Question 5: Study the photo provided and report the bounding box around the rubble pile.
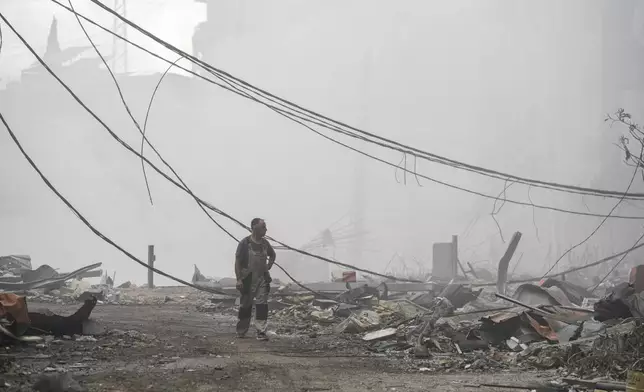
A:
[0,254,106,305]
[519,320,644,380]
[225,265,644,388]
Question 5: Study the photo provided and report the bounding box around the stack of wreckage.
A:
[0,255,104,302]
[193,259,644,390]
[0,255,106,343]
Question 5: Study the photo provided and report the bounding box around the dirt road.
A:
[2,300,552,391]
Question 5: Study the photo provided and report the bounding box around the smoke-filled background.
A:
[1,0,644,285]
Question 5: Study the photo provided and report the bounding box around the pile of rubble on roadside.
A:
[0,255,106,304]
[191,262,644,391]
[1,254,220,308]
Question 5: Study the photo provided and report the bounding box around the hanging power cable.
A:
[0,112,232,297]
[540,148,643,280]
[64,1,238,242]
[590,231,644,293]
[44,2,644,219]
[0,11,426,283]
[141,55,184,204]
[44,9,344,297]
[82,0,644,201]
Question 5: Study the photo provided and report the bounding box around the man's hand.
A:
[236,279,243,290]
[267,262,274,270]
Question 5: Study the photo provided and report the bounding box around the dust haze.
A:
[1,0,643,286]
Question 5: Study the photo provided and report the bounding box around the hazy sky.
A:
[2,0,644,285]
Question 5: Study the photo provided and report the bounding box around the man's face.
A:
[255,220,267,238]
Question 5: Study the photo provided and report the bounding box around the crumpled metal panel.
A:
[513,283,572,307]
[0,262,101,291]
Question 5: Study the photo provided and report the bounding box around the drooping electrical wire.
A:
[0,111,231,297]
[1,105,333,299]
[527,185,541,243]
[10,8,644,298]
[67,0,154,205]
[64,4,238,241]
[590,230,644,293]
[490,181,516,243]
[141,55,184,205]
[83,0,644,202]
[1,7,425,284]
[540,148,643,279]
[43,1,644,220]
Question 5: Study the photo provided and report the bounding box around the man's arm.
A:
[266,241,276,270]
[234,239,245,281]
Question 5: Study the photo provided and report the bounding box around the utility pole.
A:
[147,245,155,289]
[112,0,128,74]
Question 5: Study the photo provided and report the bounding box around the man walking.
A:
[235,218,276,340]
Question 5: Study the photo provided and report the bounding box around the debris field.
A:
[3,255,644,391]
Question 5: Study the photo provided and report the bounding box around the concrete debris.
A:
[334,310,380,333]
[248,264,644,385]
[363,328,397,342]
[3,257,642,388]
